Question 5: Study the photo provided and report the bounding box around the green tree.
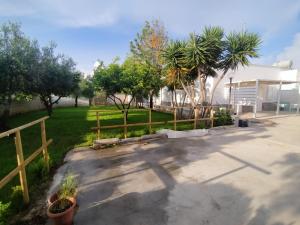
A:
[163,40,187,105]
[0,22,40,130]
[122,56,150,103]
[163,27,260,110]
[93,58,148,119]
[30,43,77,116]
[71,72,83,107]
[80,75,95,106]
[130,20,168,108]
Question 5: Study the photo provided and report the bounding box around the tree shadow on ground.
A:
[51,119,298,225]
[75,182,252,225]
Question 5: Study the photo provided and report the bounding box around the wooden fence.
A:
[0,116,52,204]
[92,106,217,139]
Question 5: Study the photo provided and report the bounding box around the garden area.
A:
[1,105,218,223]
[0,17,258,225]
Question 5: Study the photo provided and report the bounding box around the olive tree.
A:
[30,43,78,116]
[0,22,40,130]
[93,57,149,119]
[80,75,95,106]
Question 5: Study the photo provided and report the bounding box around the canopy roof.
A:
[225,79,300,88]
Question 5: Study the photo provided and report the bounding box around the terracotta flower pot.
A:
[47,197,76,225]
[48,192,78,207]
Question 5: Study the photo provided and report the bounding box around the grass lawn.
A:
[0,105,197,210]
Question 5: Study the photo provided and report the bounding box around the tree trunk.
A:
[171,90,174,107]
[40,95,53,116]
[0,109,10,132]
[46,105,53,116]
[74,96,78,107]
[0,96,12,131]
[88,98,92,106]
[174,89,178,107]
[180,80,196,108]
[179,92,187,119]
[210,70,228,105]
[149,94,154,109]
[200,77,207,105]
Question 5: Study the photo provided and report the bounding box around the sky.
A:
[1,0,300,74]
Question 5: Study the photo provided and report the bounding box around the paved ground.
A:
[50,116,300,225]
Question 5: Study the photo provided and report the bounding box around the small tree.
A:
[71,72,83,107]
[93,58,148,119]
[130,20,168,108]
[31,43,77,116]
[0,22,40,130]
[80,75,95,106]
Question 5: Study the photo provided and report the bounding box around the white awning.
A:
[225,79,300,88]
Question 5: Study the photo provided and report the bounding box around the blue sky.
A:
[1,0,300,74]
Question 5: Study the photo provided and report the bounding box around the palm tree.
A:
[162,40,195,118]
[162,40,188,92]
[185,26,224,106]
[210,31,261,104]
[162,41,186,110]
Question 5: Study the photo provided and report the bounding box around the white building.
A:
[155,61,300,117]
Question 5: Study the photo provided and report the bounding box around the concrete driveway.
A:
[53,116,300,225]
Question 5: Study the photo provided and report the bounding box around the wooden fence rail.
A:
[0,116,52,204]
[92,107,215,139]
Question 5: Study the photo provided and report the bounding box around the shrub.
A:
[214,109,233,126]
[10,186,25,212]
[28,157,51,182]
[0,201,11,225]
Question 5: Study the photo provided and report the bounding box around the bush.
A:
[0,201,11,225]
[0,185,26,225]
[214,109,233,126]
[10,186,25,212]
[28,157,51,182]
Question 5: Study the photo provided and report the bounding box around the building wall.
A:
[155,64,300,112]
[207,64,286,104]
[0,96,89,116]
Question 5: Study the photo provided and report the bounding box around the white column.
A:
[276,81,282,115]
[297,82,300,114]
[236,82,241,115]
[160,88,162,105]
[254,79,259,118]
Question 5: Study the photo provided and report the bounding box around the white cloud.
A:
[2,0,300,71]
[277,33,300,69]
[1,0,300,37]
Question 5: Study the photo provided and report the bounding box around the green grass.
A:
[0,105,200,207]
[0,105,232,224]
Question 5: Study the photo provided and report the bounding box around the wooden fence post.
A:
[210,109,214,128]
[40,120,49,172]
[174,108,177,131]
[96,112,100,139]
[15,130,29,204]
[149,109,152,134]
[194,107,198,129]
[124,110,127,138]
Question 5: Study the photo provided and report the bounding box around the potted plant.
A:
[48,173,77,205]
[47,173,77,225]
